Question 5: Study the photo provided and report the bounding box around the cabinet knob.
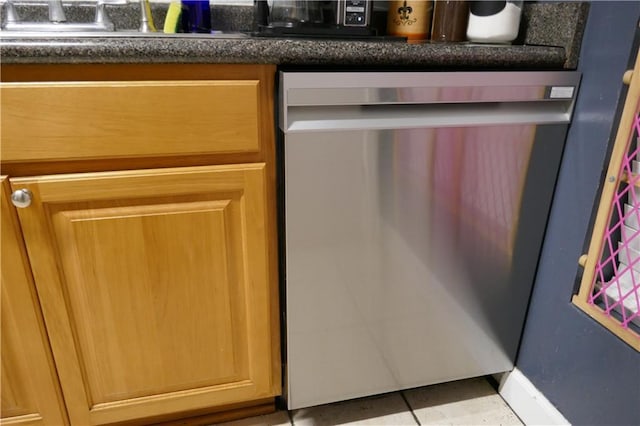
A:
[11,189,33,208]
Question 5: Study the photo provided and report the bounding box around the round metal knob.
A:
[11,189,33,208]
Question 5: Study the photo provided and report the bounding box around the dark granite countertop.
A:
[0,35,567,69]
[0,2,588,70]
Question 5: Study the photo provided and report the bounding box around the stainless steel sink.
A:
[1,0,250,40]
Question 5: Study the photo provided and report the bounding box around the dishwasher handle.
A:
[283,101,575,133]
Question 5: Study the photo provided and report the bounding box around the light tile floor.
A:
[218,377,522,425]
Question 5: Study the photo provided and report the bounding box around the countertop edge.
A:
[0,37,568,69]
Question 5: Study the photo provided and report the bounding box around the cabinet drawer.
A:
[1,80,262,163]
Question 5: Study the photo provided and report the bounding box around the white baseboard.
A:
[496,368,571,426]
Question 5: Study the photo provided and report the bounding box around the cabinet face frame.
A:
[1,177,69,426]
[9,164,278,425]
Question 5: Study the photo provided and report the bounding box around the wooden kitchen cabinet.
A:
[0,64,280,425]
[9,165,275,425]
[1,177,68,425]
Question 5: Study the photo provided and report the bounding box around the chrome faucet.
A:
[0,0,133,32]
[138,0,156,33]
[48,0,67,23]
[2,0,20,25]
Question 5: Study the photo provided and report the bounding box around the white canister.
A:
[466,0,522,44]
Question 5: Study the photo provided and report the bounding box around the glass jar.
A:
[431,0,469,42]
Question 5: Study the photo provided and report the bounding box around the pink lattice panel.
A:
[590,110,640,331]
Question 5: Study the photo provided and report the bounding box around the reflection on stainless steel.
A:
[283,71,579,107]
[286,85,550,106]
[280,71,580,410]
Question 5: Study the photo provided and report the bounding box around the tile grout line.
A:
[400,391,422,426]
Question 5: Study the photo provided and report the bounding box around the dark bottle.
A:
[431,0,469,42]
[181,0,212,33]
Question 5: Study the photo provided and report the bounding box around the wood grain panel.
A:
[0,177,68,425]
[1,81,261,163]
[10,164,277,425]
[53,198,246,403]
[0,64,276,83]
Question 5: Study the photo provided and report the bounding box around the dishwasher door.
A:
[279,71,580,410]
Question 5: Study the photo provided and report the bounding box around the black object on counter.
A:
[253,0,379,39]
[254,22,378,38]
[254,0,270,31]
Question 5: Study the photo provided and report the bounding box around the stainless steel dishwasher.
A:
[279,71,580,409]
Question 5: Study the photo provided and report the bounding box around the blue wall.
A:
[517,2,640,425]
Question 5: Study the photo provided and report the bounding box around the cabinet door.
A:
[10,165,278,425]
[1,177,68,425]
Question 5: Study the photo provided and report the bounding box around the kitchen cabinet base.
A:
[1,63,280,426]
[115,398,276,426]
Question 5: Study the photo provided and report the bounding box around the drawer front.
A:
[1,80,262,162]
